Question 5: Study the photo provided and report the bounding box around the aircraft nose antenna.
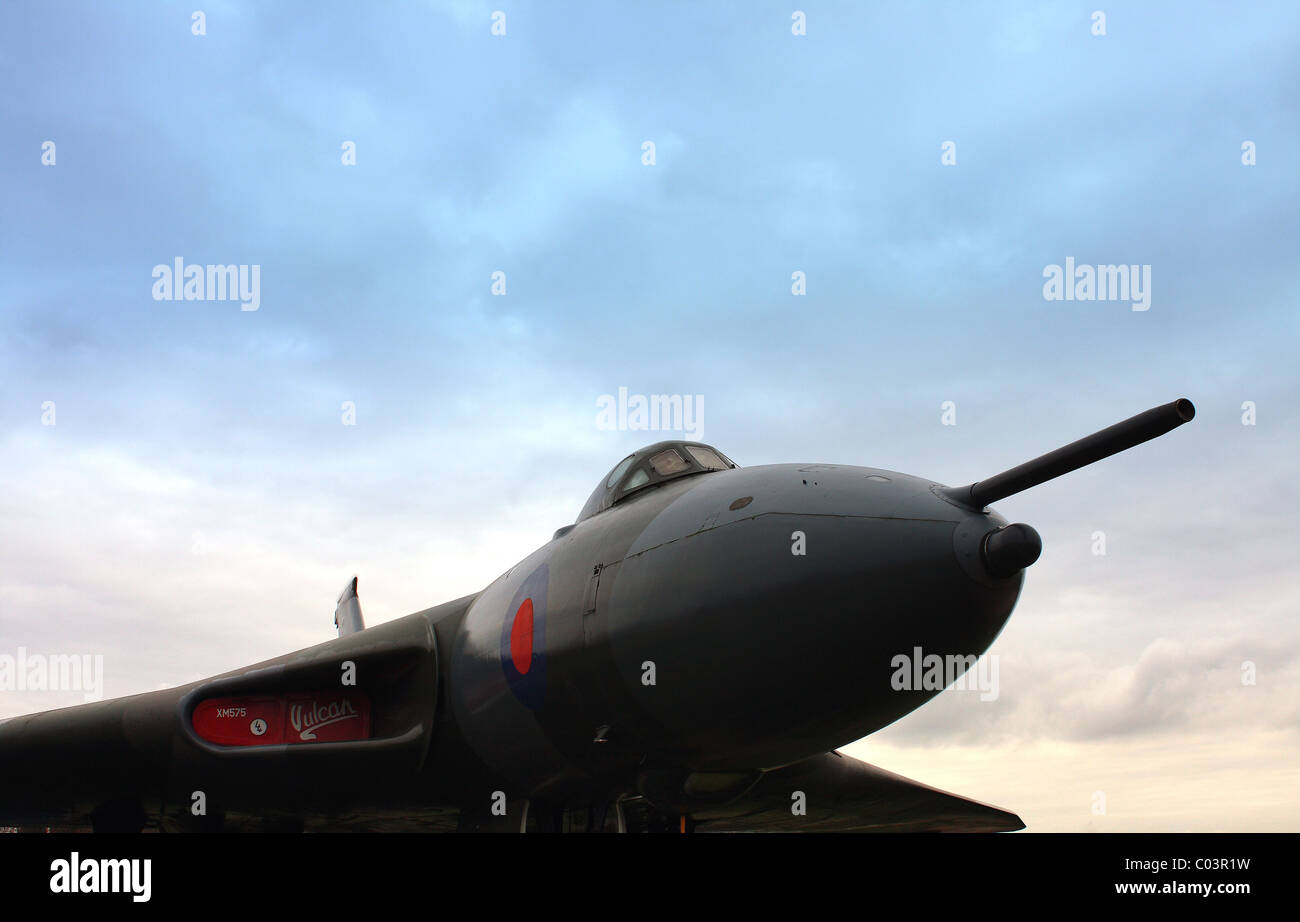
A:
[981,523,1042,578]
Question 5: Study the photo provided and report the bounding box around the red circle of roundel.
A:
[510,598,534,674]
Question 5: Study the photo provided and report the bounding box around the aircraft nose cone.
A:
[981,523,1042,578]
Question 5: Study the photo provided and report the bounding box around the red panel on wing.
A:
[191,696,283,745]
[284,691,371,743]
[192,690,371,746]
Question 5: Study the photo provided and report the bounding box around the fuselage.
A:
[436,459,1022,802]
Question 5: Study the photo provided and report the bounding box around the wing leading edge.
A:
[691,751,1024,833]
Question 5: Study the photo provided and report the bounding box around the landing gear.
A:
[456,795,699,832]
[618,797,696,833]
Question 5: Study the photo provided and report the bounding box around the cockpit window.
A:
[648,448,690,476]
[576,440,741,524]
[685,445,729,471]
[622,468,650,491]
[606,455,635,489]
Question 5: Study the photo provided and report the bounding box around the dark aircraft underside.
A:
[5,750,1021,833]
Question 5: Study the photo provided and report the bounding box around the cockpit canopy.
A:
[577,441,738,522]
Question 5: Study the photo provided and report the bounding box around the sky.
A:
[1,1,1297,831]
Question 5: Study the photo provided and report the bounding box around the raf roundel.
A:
[499,563,548,709]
